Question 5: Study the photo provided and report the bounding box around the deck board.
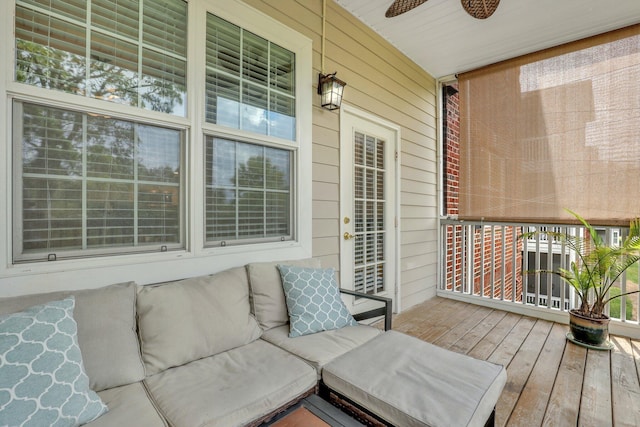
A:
[389,297,640,427]
[448,309,508,354]
[579,348,612,427]
[495,320,553,427]
[542,341,586,426]
[508,323,566,427]
[610,336,640,427]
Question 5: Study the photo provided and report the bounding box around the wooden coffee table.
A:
[266,394,364,427]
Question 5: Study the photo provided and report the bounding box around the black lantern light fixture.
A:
[318,0,346,110]
[317,72,346,110]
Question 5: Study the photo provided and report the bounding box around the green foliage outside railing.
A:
[608,287,634,320]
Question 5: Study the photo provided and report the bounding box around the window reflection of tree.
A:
[208,153,290,241]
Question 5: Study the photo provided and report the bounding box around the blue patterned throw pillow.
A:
[0,297,108,427]
[277,265,358,337]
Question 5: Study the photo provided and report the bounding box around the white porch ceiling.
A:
[333,0,640,79]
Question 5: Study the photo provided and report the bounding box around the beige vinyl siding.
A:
[243,0,438,310]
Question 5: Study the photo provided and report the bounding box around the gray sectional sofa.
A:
[0,259,385,427]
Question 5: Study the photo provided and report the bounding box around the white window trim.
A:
[0,0,312,295]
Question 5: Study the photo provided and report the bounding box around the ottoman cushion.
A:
[322,331,506,427]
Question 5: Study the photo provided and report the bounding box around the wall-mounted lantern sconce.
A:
[318,0,346,111]
[318,72,346,110]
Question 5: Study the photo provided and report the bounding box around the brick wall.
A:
[443,84,522,301]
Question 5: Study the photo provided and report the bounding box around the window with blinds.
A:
[15,0,187,116]
[203,12,296,246]
[8,0,306,264]
[14,101,183,262]
[204,137,291,244]
[205,13,296,140]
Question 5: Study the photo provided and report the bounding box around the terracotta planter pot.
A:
[569,309,610,346]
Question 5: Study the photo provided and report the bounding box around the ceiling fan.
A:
[385,0,500,19]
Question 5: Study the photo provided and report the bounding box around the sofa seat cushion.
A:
[144,340,317,427]
[322,331,507,427]
[0,282,144,392]
[246,258,321,330]
[87,382,166,427]
[262,324,381,377]
[137,267,262,375]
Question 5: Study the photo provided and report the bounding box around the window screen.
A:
[15,101,183,262]
[205,136,291,244]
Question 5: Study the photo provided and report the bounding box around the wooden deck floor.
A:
[391,297,640,427]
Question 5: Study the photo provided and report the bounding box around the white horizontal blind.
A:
[205,13,296,140]
[204,137,291,244]
[16,101,183,262]
[15,0,187,116]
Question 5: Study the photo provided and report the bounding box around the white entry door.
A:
[340,106,399,312]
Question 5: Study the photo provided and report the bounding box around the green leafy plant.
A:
[521,209,640,319]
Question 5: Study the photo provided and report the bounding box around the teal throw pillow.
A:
[277,265,358,338]
[0,297,108,427]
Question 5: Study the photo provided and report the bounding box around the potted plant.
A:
[521,209,640,348]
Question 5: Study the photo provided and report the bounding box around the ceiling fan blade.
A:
[461,0,500,19]
[385,0,428,18]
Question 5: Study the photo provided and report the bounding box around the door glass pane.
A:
[353,132,387,295]
[354,132,364,165]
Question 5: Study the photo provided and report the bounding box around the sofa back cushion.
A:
[246,258,321,330]
[0,282,145,392]
[137,267,262,375]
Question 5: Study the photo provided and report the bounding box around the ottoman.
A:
[321,331,506,427]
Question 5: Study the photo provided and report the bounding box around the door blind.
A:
[353,132,386,295]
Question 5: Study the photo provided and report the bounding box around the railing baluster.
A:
[559,226,567,312]
[512,226,518,303]
[438,219,639,334]
[535,228,541,307]
[468,224,473,295]
[480,225,486,297]
[490,225,504,299]
[546,228,553,309]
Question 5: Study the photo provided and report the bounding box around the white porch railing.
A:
[438,218,640,339]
